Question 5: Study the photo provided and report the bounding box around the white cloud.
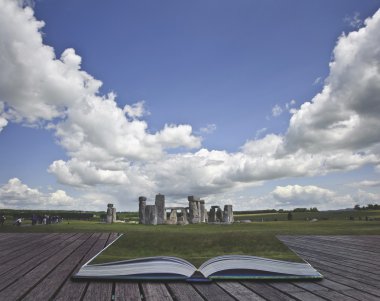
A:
[123,100,148,119]
[199,123,217,134]
[0,0,201,164]
[271,185,355,210]
[0,178,74,209]
[344,12,363,29]
[254,127,267,139]
[272,104,283,117]
[0,101,8,132]
[348,180,380,188]
[355,189,380,205]
[284,10,380,154]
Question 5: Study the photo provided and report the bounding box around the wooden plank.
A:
[242,282,297,301]
[114,282,142,301]
[337,289,380,301]
[0,233,90,300]
[316,268,380,297]
[290,247,379,274]
[0,233,44,254]
[54,233,113,301]
[280,236,380,266]
[82,233,118,300]
[0,233,78,291]
[193,283,235,301]
[281,240,380,271]
[306,258,380,288]
[141,283,173,301]
[0,233,59,266]
[82,282,113,301]
[166,282,204,301]
[299,279,380,301]
[312,290,358,301]
[268,282,325,301]
[23,233,101,301]
[217,281,265,301]
[293,250,380,281]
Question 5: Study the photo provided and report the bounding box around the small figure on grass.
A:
[14,218,22,226]
[0,215,5,226]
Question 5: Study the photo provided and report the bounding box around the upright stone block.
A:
[155,194,165,225]
[223,205,234,223]
[216,207,223,222]
[168,210,177,224]
[188,196,201,224]
[200,200,206,223]
[106,203,113,224]
[178,208,189,225]
[145,205,157,225]
[112,208,117,222]
[208,206,217,222]
[138,196,147,224]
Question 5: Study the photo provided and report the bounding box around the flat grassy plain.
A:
[1,211,379,267]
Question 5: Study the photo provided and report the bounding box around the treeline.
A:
[235,207,319,215]
[0,209,102,220]
[354,204,379,210]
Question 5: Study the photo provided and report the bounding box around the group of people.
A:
[31,214,63,225]
[0,213,63,226]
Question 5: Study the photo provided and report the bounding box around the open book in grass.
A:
[73,232,323,281]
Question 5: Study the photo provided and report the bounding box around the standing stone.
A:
[112,207,117,222]
[138,196,147,224]
[216,207,223,222]
[106,204,113,224]
[145,205,157,225]
[223,205,234,223]
[208,206,217,222]
[155,194,165,225]
[200,200,206,223]
[188,196,201,224]
[168,210,177,224]
[178,208,189,225]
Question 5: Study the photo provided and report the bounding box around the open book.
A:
[73,235,323,281]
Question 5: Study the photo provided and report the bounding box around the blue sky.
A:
[0,0,379,211]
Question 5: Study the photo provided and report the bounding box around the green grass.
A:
[1,211,379,267]
[234,209,380,221]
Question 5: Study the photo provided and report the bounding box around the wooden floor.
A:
[0,234,379,301]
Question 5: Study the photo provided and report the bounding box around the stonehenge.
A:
[138,194,233,225]
[106,203,117,224]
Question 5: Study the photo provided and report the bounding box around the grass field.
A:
[1,211,379,267]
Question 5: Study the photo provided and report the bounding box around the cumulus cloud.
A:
[0,101,8,132]
[284,10,380,154]
[123,100,149,119]
[271,185,355,210]
[0,0,201,163]
[348,180,380,188]
[0,178,74,209]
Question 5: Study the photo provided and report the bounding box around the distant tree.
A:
[354,204,361,210]
[287,212,293,221]
[293,208,307,212]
